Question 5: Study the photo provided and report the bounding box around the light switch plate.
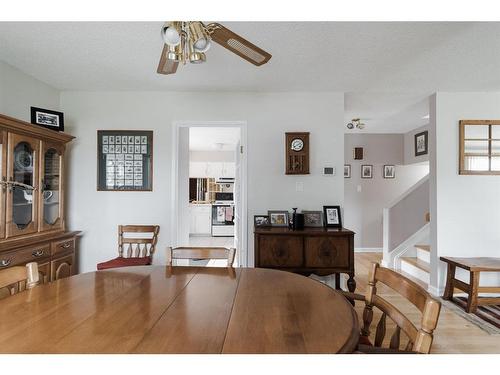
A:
[296,181,304,192]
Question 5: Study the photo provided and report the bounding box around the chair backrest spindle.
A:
[0,262,40,299]
[117,225,160,259]
[359,262,441,354]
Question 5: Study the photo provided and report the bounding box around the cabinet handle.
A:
[0,259,12,267]
[32,250,44,258]
[61,243,71,249]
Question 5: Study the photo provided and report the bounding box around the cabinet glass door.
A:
[6,134,39,237]
[0,131,6,239]
[40,145,63,231]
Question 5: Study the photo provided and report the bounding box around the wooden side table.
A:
[440,257,500,313]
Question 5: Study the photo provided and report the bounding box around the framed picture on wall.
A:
[323,206,342,228]
[361,164,373,179]
[30,107,64,132]
[415,131,428,156]
[383,165,396,179]
[344,164,351,178]
[97,130,153,191]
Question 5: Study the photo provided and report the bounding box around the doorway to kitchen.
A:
[171,121,247,267]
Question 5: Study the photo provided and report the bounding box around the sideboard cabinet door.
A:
[6,133,40,238]
[304,236,350,268]
[0,131,6,239]
[258,235,303,268]
[51,253,74,281]
[39,142,65,232]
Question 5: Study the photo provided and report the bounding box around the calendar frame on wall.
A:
[97,130,153,191]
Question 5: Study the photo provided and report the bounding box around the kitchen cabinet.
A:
[189,204,212,235]
[189,162,235,178]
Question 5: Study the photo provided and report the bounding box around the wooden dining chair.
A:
[343,262,441,354]
[166,246,236,268]
[0,262,40,299]
[97,225,160,270]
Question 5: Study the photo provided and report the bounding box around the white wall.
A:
[60,91,344,272]
[344,133,429,249]
[404,124,430,165]
[0,61,60,121]
[431,92,500,292]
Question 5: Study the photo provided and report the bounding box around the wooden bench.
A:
[440,257,500,313]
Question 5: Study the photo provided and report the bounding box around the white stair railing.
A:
[382,175,429,268]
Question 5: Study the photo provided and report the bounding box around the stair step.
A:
[400,257,430,273]
[415,244,430,252]
[398,270,429,289]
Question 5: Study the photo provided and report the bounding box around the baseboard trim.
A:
[355,247,382,253]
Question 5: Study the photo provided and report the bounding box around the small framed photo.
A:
[361,164,373,179]
[254,215,270,227]
[383,165,395,179]
[302,211,324,227]
[415,131,428,156]
[30,107,64,132]
[268,210,289,227]
[344,164,351,178]
[323,206,342,228]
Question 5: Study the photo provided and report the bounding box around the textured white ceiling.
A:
[344,92,430,133]
[1,21,500,92]
[189,127,240,151]
[1,21,500,133]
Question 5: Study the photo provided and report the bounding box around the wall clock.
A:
[285,132,310,175]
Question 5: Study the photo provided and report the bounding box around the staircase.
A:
[400,244,430,286]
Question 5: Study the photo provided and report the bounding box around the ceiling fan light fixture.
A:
[161,21,182,46]
[189,51,206,64]
[189,21,211,53]
[167,43,183,61]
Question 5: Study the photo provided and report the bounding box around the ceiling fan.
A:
[157,21,272,75]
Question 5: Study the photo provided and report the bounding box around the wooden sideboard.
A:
[254,227,356,292]
[0,113,79,283]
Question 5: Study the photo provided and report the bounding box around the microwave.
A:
[215,192,233,202]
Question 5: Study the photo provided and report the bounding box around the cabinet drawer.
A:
[51,238,75,256]
[258,235,303,268]
[0,243,51,269]
[304,236,350,268]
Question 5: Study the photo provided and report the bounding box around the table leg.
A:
[443,263,456,300]
[335,273,341,290]
[466,271,480,313]
[347,274,356,293]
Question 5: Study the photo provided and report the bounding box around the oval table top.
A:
[0,266,359,354]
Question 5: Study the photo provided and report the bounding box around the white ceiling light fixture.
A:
[347,118,365,130]
[157,21,272,75]
[213,142,225,150]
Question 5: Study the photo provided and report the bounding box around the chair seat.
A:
[97,256,151,270]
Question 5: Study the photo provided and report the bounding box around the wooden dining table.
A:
[0,266,359,354]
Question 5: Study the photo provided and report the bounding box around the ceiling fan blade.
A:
[157,44,179,75]
[207,23,271,66]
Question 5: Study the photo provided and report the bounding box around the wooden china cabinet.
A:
[0,113,80,283]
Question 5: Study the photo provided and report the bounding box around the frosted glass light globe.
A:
[162,26,181,46]
[194,38,211,53]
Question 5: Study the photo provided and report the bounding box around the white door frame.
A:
[170,121,249,267]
